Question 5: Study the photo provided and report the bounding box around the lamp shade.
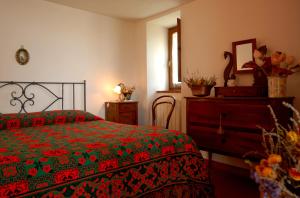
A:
[113,85,121,94]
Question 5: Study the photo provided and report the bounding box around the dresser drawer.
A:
[220,103,273,131]
[215,86,267,97]
[188,125,263,157]
[119,103,136,112]
[188,100,273,131]
[186,97,294,159]
[119,112,136,125]
[188,100,219,124]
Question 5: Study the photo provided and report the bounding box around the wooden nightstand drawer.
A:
[105,101,138,125]
[119,112,136,125]
[119,103,136,112]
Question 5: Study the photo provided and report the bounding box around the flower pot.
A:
[190,85,213,97]
[123,92,132,100]
[267,76,287,97]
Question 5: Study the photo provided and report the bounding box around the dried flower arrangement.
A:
[184,72,216,88]
[120,83,135,100]
[184,72,217,97]
[245,102,300,198]
[243,45,300,77]
[114,83,135,101]
[118,83,135,95]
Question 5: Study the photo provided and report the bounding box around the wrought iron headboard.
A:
[0,81,86,113]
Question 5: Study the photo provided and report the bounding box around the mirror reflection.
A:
[236,43,253,71]
[233,39,256,73]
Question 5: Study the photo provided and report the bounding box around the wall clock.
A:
[16,46,30,65]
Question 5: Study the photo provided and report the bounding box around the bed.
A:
[0,81,212,197]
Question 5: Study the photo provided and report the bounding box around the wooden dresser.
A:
[105,101,138,125]
[186,97,294,158]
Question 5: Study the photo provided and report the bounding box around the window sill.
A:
[156,89,181,94]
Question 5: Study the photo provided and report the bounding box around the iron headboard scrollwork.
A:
[0,81,86,113]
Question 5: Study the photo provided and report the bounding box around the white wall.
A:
[146,24,168,95]
[1,0,299,165]
[179,0,300,166]
[132,21,148,125]
[135,0,300,166]
[146,23,169,124]
[0,0,140,117]
[180,0,300,132]
[144,12,182,126]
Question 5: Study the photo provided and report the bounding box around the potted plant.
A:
[184,72,216,97]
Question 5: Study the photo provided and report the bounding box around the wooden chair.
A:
[152,95,176,129]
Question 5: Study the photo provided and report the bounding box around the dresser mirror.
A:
[232,38,256,73]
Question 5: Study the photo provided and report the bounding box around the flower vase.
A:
[123,93,132,100]
[267,76,287,97]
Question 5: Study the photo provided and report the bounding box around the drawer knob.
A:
[217,113,224,135]
[217,113,227,143]
[217,126,224,135]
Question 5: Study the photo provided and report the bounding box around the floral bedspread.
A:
[0,111,209,197]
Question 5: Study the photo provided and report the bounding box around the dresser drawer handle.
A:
[218,113,228,143]
[217,113,224,135]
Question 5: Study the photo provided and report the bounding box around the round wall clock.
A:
[16,46,30,65]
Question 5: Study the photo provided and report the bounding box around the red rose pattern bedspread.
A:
[0,111,211,197]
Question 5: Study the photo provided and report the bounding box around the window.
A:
[168,19,181,90]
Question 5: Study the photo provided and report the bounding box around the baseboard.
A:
[211,160,251,178]
[200,150,249,169]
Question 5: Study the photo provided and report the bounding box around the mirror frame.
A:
[232,38,256,74]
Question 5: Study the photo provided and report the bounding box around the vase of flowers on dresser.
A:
[184,72,216,97]
[267,76,287,97]
[243,45,299,98]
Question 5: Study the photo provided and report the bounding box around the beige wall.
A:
[146,23,169,124]
[0,0,141,117]
[132,21,148,124]
[179,0,300,166]
[136,0,300,129]
[1,0,299,164]
[180,0,300,131]
[135,0,300,166]
[146,24,168,97]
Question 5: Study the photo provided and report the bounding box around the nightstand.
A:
[105,101,138,125]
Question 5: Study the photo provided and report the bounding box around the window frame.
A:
[167,19,181,91]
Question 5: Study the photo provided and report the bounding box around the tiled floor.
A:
[211,162,260,198]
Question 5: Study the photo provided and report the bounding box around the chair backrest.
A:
[152,95,176,129]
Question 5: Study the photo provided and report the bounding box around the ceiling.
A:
[149,11,180,28]
[45,0,193,20]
